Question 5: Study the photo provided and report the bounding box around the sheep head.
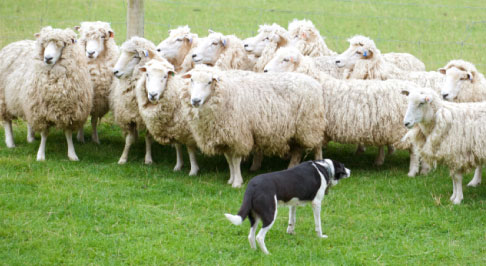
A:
[35,26,77,66]
[139,57,175,103]
[263,46,302,73]
[191,30,228,66]
[113,37,156,79]
[439,60,479,101]
[335,35,379,69]
[181,65,220,108]
[403,88,439,129]
[156,25,196,66]
[75,21,114,60]
[244,23,290,57]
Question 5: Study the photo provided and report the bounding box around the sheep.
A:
[288,19,336,57]
[337,35,425,72]
[74,21,119,144]
[263,46,347,79]
[191,30,252,70]
[438,60,486,187]
[0,26,92,161]
[156,25,198,73]
[265,57,427,174]
[180,65,325,188]
[111,36,156,164]
[135,53,199,175]
[402,87,486,204]
[243,23,290,72]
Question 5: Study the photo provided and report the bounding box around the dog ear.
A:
[74,26,81,31]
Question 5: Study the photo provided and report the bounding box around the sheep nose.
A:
[157,48,161,52]
[113,70,119,75]
[192,54,197,58]
[404,122,410,127]
[263,69,268,73]
[87,51,95,56]
[44,56,53,63]
[442,94,449,99]
[192,98,201,106]
[149,92,157,100]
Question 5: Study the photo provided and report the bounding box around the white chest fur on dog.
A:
[224,159,350,255]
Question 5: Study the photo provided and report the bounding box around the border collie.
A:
[224,159,350,255]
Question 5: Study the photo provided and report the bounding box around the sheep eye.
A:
[157,48,161,52]
[101,36,106,39]
[355,51,361,55]
[294,35,298,38]
[212,42,218,46]
[418,102,424,107]
[134,55,141,59]
[264,37,269,41]
[164,75,167,79]
[283,58,289,62]
[176,38,182,42]
[207,81,212,85]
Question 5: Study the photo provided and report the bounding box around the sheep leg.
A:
[288,148,302,169]
[355,144,366,155]
[76,127,85,143]
[420,160,432,175]
[187,145,199,176]
[374,146,385,166]
[467,167,482,187]
[173,143,184,171]
[387,145,395,155]
[3,120,15,148]
[314,145,323,160]
[27,124,35,143]
[408,148,419,177]
[65,130,79,161]
[118,129,136,164]
[91,116,100,144]
[249,151,263,172]
[231,155,243,188]
[224,153,235,185]
[144,133,153,164]
[451,173,464,205]
[36,131,48,161]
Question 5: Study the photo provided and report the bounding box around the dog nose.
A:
[192,54,197,58]
[442,94,448,99]
[263,69,268,73]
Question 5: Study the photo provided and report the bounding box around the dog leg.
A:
[287,206,296,235]
[312,201,327,238]
[256,196,278,255]
[249,151,263,172]
[248,217,259,250]
[187,145,199,176]
[173,143,184,171]
[467,166,482,187]
[224,153,235,185]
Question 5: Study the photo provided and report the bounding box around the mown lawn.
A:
[1,0,486,264]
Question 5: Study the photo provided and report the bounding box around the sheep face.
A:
[76,22,114,60]
[157,31,193,64]
[113,50,143,78]
[263,48,300,73]
[403,90,435,128]
[335,39,374,69]
[191,32,227,65]
[439,66,473,101]
[245,25,287,57]
[139,60,174,103]
[182,71,218,108]
[42,41,65,65]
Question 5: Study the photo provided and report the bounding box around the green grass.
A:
[1,0,486,264]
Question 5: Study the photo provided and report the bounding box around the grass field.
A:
[1,0,486,264]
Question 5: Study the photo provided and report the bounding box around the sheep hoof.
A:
[452,198,463,205]
[118,158,127,164]
[374,160,384,166]
[36,155,45,161]
[407,171,417,177]
[27,136,35,143]
[318,234,328,239]
[286,227,295,235]
[6,143,16,148]
[189,168,199,176]
[173,164,183,171]
[232,183,242,188]
[68,155,79,161]
[144,158,153,165]
[92,138,100,145]
[467,181,481,187]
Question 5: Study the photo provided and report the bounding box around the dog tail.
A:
[225,190,253,226]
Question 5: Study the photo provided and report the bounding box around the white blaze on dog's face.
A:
[42,40,64,65]
[191,31,227,65]
[113,49,144,78]
[263,47,300,73]
[183,71,218,108]
[439,66,473,101]
[139,60,174,103]
[335,38,374,69]
[157,28,193,63]
[402,89,435,129]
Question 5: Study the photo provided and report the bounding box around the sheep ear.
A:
[221,37,227,47]
[401,89,410,96]
[467,72,473,81]
[181,73,192,79]
[208,29,214,34]
[168,29,172,34]
[147,50,156,59]
[424,96,433,103]
[301,32,307,40]
[74,26,81,31]
[139,67,147,72]
[109,31,115,38]
[212,75,220,82]
[34,33,40,38]
[168,70,175,77]
[184,34,193,44]
[438,68,446,75]
[72,39,76,44]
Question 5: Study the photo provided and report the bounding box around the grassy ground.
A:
[1,0,486,264]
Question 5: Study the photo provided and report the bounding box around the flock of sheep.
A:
[0,19,484,205]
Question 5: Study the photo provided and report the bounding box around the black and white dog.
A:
[225,159,350,255]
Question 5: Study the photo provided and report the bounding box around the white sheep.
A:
[265,56,426,173]
[0,26,92,161]
[111,36,155,164]
[135,53,199,175]
[156,25,198,73]
[180,65,325,188]
[288,19,336,57]
[336,35,425,73]
[403,87,486,204]
[75,21,119,144]
[243,23,290,72]
[438,59,486,187]
[191,30,252,70]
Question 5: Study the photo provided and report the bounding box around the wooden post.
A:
[127,0,144,39]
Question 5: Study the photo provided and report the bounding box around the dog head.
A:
[315,159,351,186]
